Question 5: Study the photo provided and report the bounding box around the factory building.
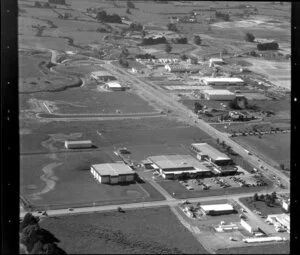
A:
[200,204,235,216]
[90,71,117,82]
[65,140,93,149]
[147,154,212,179]
[165,64,201,73]
[209,58,224,68]
[203,89,236,101]
[201,77,244,86]
[240,219,259,234]
[90,163,135,184]
[104,81,126,91]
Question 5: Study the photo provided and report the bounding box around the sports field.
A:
[39,206,209,254]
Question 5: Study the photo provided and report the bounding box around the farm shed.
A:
[90,163,135,184]
[65,140,93,149]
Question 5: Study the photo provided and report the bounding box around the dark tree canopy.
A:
[194,35,201,45]
[48,0,65,4]
[96,11,122,23]
[257,41,279,51]
[127,0,135,9]
[167,23,178,32]
[141,36,167,45]
[20,213,40,231]
[245,32,255,42]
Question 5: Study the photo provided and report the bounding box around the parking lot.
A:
[178,173,267,191]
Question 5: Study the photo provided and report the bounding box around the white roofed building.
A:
[90,163,135,184]
[203,89,236,101]
[209,58,224,68]
[200,204,235,215]
[202,77,244,86]
[105,81,126,91]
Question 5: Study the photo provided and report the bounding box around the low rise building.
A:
[65,140,93,149]
[90,163,135,184]
[240,219,259,233]
[200,204,235,216]
[209,58,224,68]
[147,154,212,179]
[105,81,126,91]
[243,236,286,243]
[203,89,236,101]
[282,199,290,212]
[201,77,244,86]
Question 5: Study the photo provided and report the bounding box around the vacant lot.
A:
[233,133,290,169]
[217,242,290,254]
[40,206,209,254]
[239,197,285,216]
[20,151,164,209]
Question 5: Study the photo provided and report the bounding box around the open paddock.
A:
[39,206,208,254]
[20,151,164,210]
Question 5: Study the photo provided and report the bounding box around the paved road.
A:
[105,62,290,189]
[20,189,286,219]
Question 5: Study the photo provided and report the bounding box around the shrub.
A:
[96,10,122,23]
[245,32,255,42]
[167,23,178,32]
[194,35,201,45]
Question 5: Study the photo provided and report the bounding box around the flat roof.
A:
[65,140,92,144]
[200,204,234,212]
[91,71,115,77]
[106,81,122,88]
[203,89,235,95]
[210,58,224,62]
[148,155,211,172]
[92,163,134,176]
[191,143,231,161]
[203,77,244,83]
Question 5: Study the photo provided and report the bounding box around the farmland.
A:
[39,206,209,254]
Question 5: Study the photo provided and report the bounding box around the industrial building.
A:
[240,219,259,234]
[165,64,201,73]
[147,154,212,179]
[200,204,235,216]
[90,163,135,184]
[65,140,93,149]
[201,77,244,86]
[203,89,236,101]
[209,58,224,68]
[243,236,286,243]
[104,81,126,91]
[90,71,117,82]
[266,214,290,233]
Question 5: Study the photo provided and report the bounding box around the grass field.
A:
[20,150,165,209]
[239,197,285,216]
[233,133,290,169]
[217,242,290,254]
[39,206,209,254]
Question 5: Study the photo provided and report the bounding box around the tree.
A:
[180,54,188,60]
[126,8,131,14]
[216,138,220,144]
[259,194,265,201]
[127,0,135,9]
[271,192,277,201]
[245,32,255,42]
[253,193,259,201]
[165,43,172,53]
[280,163,285,170]
[194,35,202,45]
[167,23,178,32]
[20,213,40,231]
[34,1,42,7]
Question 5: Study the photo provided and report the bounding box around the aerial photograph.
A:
[19,0,290,254]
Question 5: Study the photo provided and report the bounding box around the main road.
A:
[105,62,290,189]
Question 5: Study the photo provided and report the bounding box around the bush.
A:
[96,10,122,23]
[129,22,143,31]
[141,36,167,45]
[245,32,255,42]
[167,23,178,32]
[194,35,201,45]
[257,42,279,51]
[180,54,188,60]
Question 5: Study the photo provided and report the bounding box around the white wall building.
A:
[105,81,125,91]
[240,219,259,233]
[209,58,224,68]
[200,204,235,215]
[202,77,244,86]
[203,89,236,101]
[65,140,93,149]
[90,163,135,184]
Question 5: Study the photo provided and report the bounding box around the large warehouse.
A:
[147,154,212,179]
[201,77,244,86]
[90,71,117,82]
[203,89,236,101]
[200,204,235,216]
[90,163,135,184]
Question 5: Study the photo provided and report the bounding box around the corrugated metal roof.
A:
[92,163,134,176]
[191,143,231,161]
[200,204,234,211]
[148,155,211,172]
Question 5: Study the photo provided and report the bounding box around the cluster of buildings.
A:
[145,143,238,180]
[90,71,129,91]
[266,214,290,233]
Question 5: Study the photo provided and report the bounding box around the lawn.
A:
[239,197,286,216]
[40,206,209,254]
[20,151,164,210]
[217,242,290,254]
[233,133,290,169]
